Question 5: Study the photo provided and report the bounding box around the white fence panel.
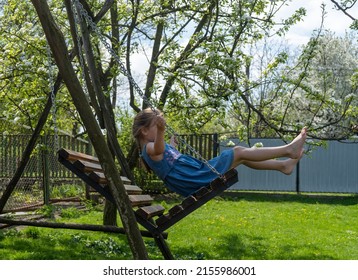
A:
[220,139,358,194]
[299,141,358,193]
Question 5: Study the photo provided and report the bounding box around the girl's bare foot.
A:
[281,149,304,175]
[287,127,307,159]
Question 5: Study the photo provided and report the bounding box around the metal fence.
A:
[0,133,219,211]
[221,138,358,194]
[177,133,219,159]
[0,134,91,212]
[1,134,357,213]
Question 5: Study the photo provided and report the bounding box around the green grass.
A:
[170,194,358,259]
[0,193,357,260]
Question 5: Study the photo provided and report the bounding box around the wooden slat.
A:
[74,159,103,173]
[210,168,238,190]
[89,171,131,185]
[88,172,142,195]
[58,148,99,163]
[181,196,197,209]
[87,184,142,195]
[122,177,131,184]
[88,171,107,184]
[193,187,210,199]
[156,213,171,226]
[136,205,165,220]
[128,195,153,207]
[168,205,183,216]
[124,184,142,195]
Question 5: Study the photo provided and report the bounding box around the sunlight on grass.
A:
[167,195,358,260]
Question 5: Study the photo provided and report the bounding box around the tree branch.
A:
[331,0,357,20]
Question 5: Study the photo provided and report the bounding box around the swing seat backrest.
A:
[57,148,165,217]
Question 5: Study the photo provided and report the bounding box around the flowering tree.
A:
[227,3,358,140]
[0,0,356,140]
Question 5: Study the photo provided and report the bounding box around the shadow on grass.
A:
[1,229,339,260]
[214,233,335,260]
[172,233,336,260]
[0,229,132,260]
[223,192,358,206]
[0,228,171,260]
[1,237,85,260]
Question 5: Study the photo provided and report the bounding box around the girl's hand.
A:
[170,135,179,147]
[156,115,166,132]
[147,115,166,159]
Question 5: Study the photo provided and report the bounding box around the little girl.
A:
[132,108,307,197]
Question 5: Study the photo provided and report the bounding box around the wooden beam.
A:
[0,218,167,239]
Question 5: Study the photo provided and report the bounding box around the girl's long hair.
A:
[132,108,162,172]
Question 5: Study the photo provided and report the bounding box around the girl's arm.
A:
[146,115,166,160]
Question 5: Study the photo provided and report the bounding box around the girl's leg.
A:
[240,157,301,175]
[230,127,307,168]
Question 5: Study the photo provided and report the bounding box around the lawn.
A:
[0,193,357,260]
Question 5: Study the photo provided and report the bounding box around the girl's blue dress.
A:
[141,143,234,197]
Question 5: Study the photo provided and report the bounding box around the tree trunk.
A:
[30,0,148,260]
[103,200,117,226]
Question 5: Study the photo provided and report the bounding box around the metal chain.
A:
[71,0,222,177]
[71,1,91,101]
[46,43,59,152]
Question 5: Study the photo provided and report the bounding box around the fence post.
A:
[213,133,218,157]
[42,135,50,205]
[85,138,93,200]
[295,161,300,194]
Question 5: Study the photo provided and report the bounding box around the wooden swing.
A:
[58,148,238,259]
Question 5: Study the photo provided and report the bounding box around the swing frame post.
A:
[41,136,51,205]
